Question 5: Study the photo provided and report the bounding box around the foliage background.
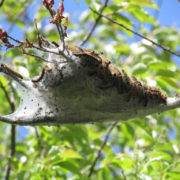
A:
[1,0,180,179]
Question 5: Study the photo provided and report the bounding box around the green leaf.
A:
[102,166,111,180]
[112,0,122,3]
[111,14,133,37]
[60,149,82,159]
[130,0,158,9]
[154,143,174,153]
[84,0,92,6]
[150,151,173,163]
[132,63,147,75]
[159,77,179,90]
[165,171,180,180]
[104,4,122,14]
[112,155,135,171]
[128,4,155,24]
[121,123,135,139]
[156,69,178,78]
[55,161,81,175]
[148,61,167,70]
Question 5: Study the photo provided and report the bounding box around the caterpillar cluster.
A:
[68,46,167,107]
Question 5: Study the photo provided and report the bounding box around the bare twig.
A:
[7,35,24,45]
[4,125,16,180]
[3,33,73,65]
[24,45,73,63]
[90,8,180,58]
[27,44,59,55]
[0,0,5,7]
[121,170,127,180]
[22,51,52,63]
[80,0,109,46]
[34,127,43,148]
[0,81,14,111]
[2,81,16,180]
[88,121,117,177]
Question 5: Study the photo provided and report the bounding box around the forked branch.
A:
[80,0,109,46]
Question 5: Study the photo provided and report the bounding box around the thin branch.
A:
[0,115,59,125]
[88,121,117,177]
[3,81,16,180]
[121,170,127,180]
[26,44,59,55]
[4,125,16,180]
[22,51,52,63]
[0,0,5,7]
[34,127,43,148]
[44,0,65,49]
[5,33,72,63]
[7,35,24,45]
[3,33,74,66]
[24,46,74,64]
[1,94,180,126]
[90,8,180,58]
[80,0,109,46]
[0,81,14,111]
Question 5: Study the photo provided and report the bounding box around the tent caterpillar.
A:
[0,64,23,79]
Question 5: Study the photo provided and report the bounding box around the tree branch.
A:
[80,0,109,46]
[0,0,5,7]
[90,8,180,58]
[2,81,16,180]
[0,80,14,111]
[88,121,117,177]
[22,51,52,63]
[4,125,16,180]
[43,0,65,49]
[34,127,43,148]
[0,46,180,126]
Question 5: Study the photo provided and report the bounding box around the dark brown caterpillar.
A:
[32,65,52,83]
[68,46,167,106]
[0,64,23,79]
